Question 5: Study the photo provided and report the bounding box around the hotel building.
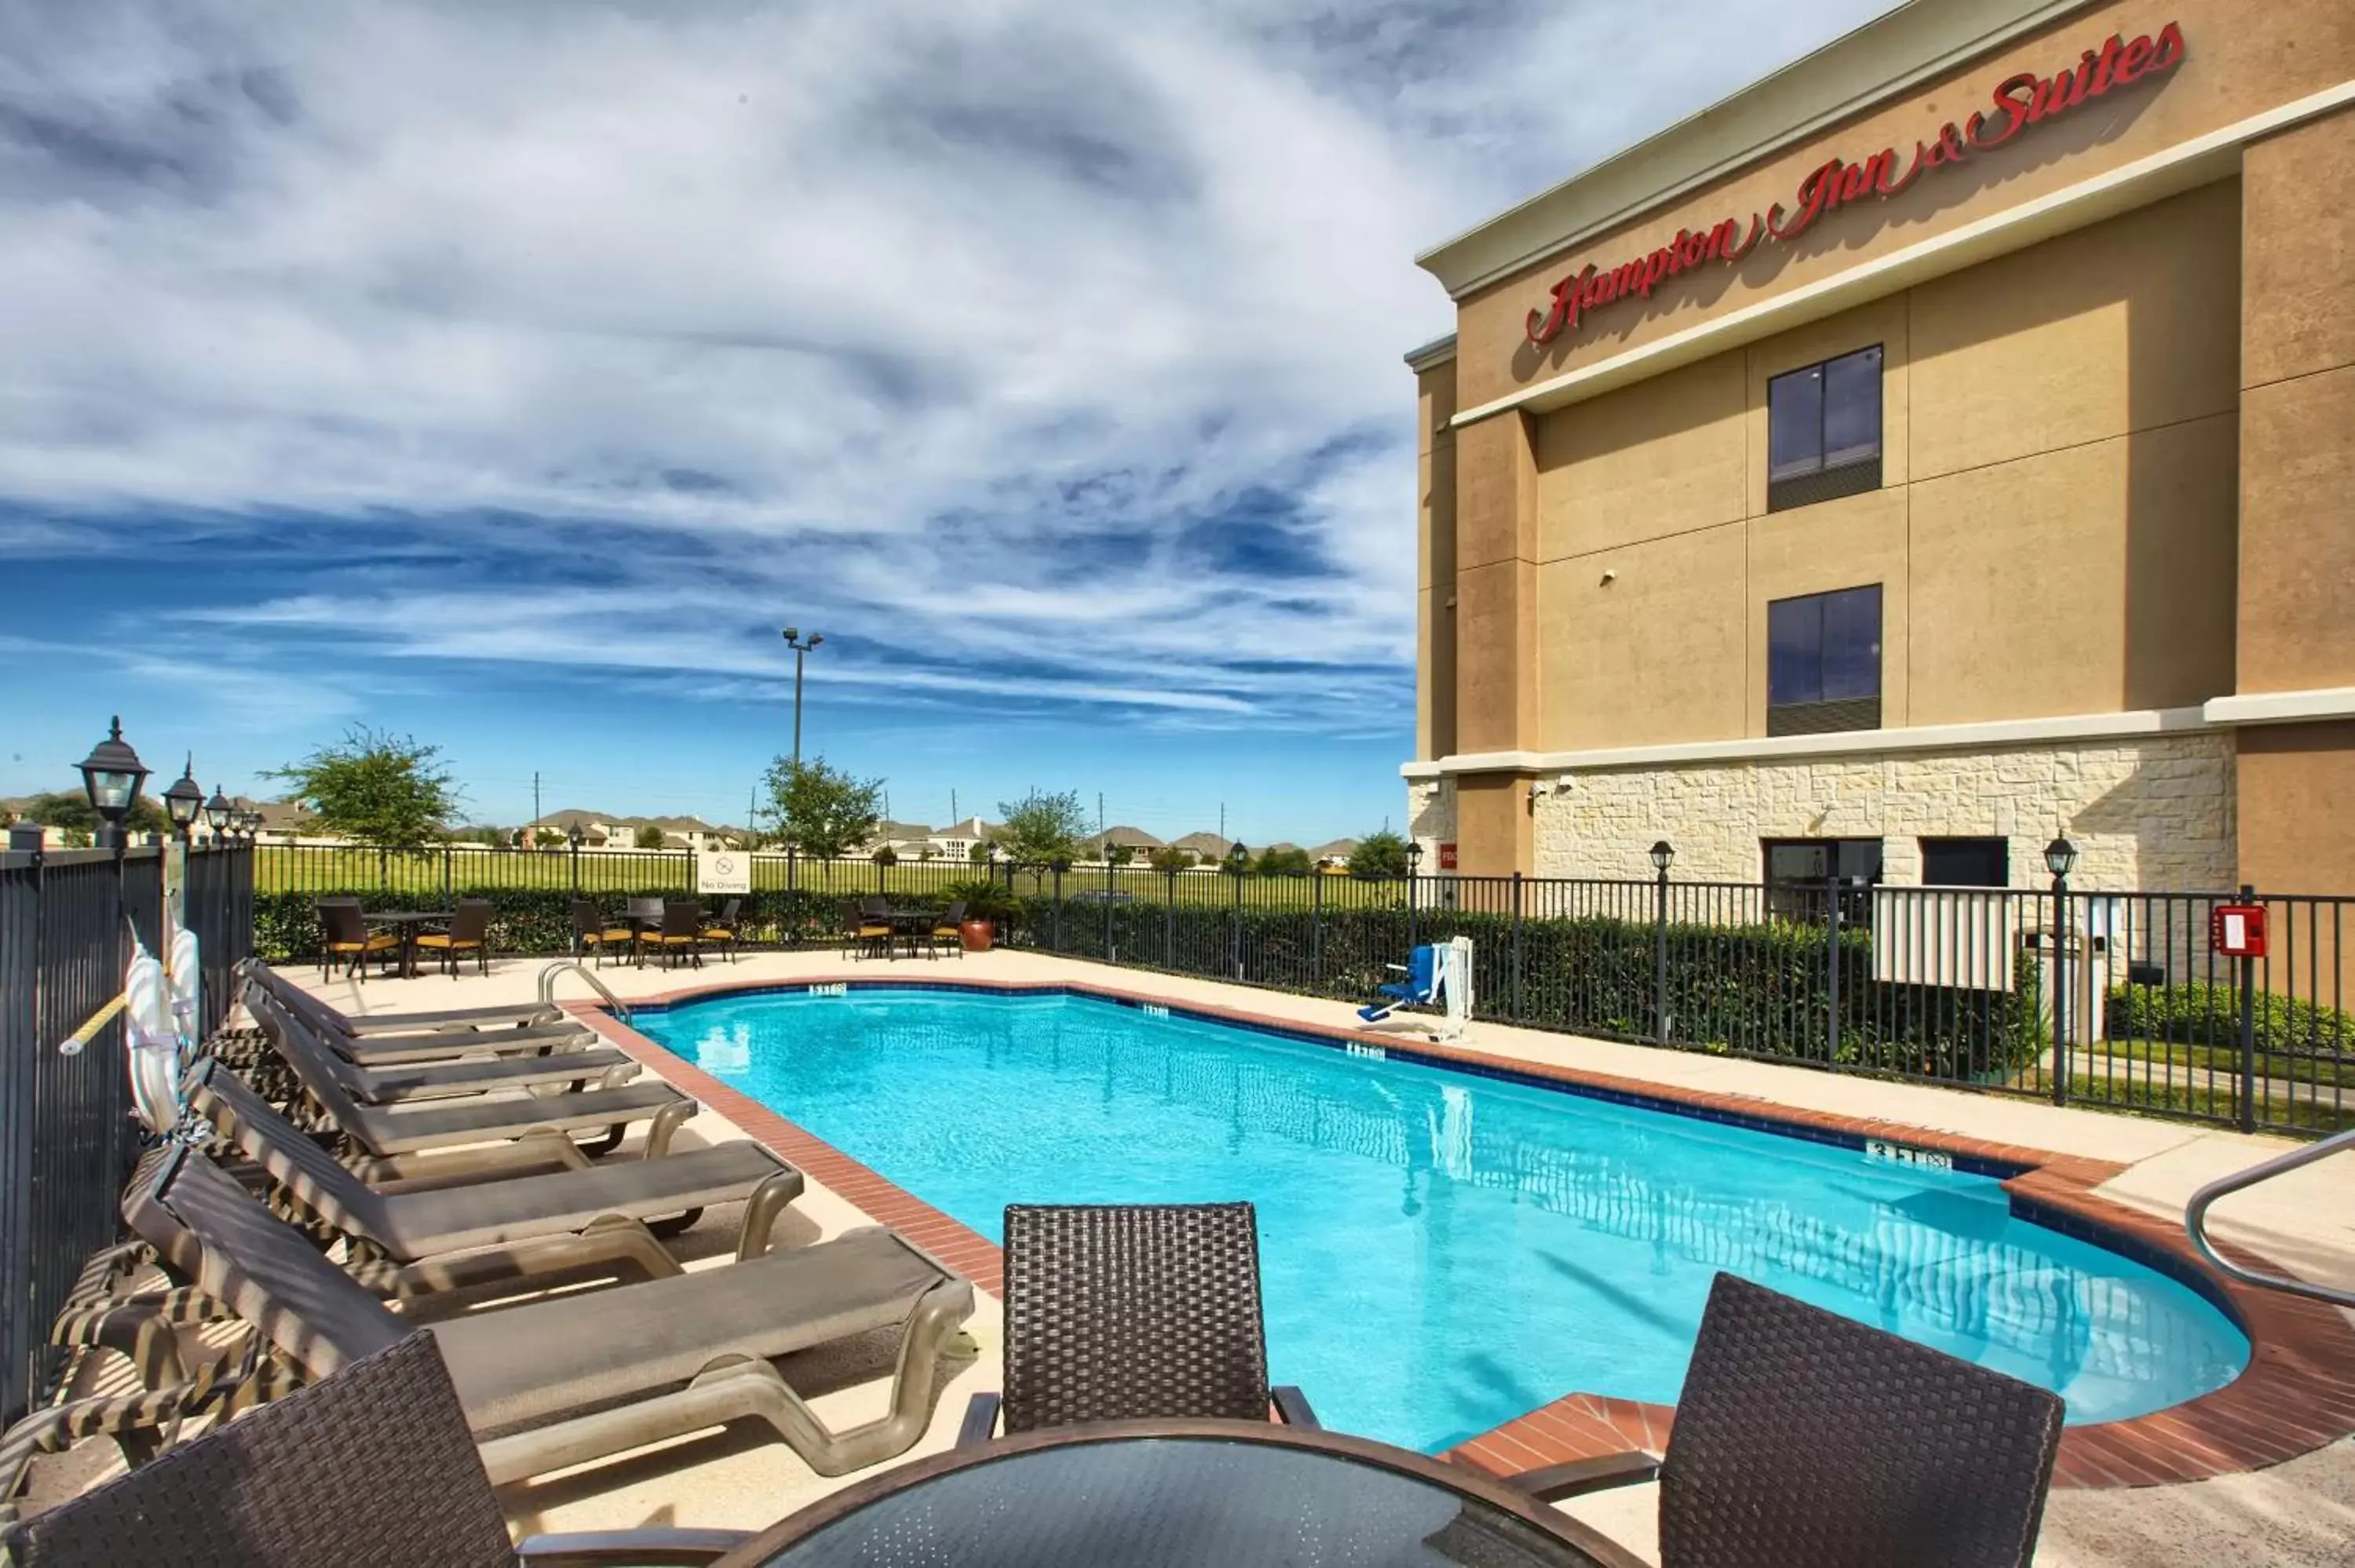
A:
[1401,0,2355,899]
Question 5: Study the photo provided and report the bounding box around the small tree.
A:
[266,727,459,850]
[874,844,899,866]
[1349,829,1411,879]
[20,789,169,845]
[1147,846,1189,875]
[968,841,992,866]
[1255,846,1313,877]
[1105,842,1135,868]
[991,789,1088,866]
[765,755,885,859]
[632,824,666,850]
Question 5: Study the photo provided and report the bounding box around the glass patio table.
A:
[710,1420,1629,1568]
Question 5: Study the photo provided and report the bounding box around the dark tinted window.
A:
[1921,837,2009,888]
[1763,837,1884,921]
[1769,345,1882,480]
[1768,585,1882,707]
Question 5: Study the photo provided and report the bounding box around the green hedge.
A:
[2105,981,2355,1060]
[254,887,901,965]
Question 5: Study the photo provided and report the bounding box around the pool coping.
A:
[568,971,2355,1492]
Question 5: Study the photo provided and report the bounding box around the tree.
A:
[874,844,899,866]
[1147,846,1190,874]
[991,789,1088,866]
[764,755,885,859]
[1255,846,1313,877]
[1104,842,1135,868]
[265,727,459,850]
[20,789,169,846]
[632,823,666,850]
[967,841,992,865]
[1349,829,1411,879]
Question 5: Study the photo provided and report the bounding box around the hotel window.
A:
[1920,837,2009,888]
[1767,345,1882,512]
[1767,584,1881,736]
[1763,838,1884,923]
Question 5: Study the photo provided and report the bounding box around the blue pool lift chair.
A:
[1359,945,1440,1023]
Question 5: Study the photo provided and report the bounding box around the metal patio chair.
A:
[1502,1271,2064,1568]
[316,899,398,983]
[568,899,634,968]
[414,899,494,979]
[929,899,966,959]
[699,897,742,964]
[649,899,703,970]
[959,1202,1316,1443]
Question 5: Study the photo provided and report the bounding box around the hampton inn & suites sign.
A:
[1524,21,2187,348]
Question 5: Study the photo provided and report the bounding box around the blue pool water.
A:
[638,987,2248,1452]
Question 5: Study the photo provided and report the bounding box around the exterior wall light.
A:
[1649,840,1676,875]
[76,716,150,841]
[2043,837,2078,881]
[162,755,204,838]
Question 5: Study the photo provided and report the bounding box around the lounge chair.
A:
[414,898,495,979]
[240,958,571,1039]
[316,900,399,983]
[1500,1271,2064,1568]
[930,900,966,959]
[649,899,703,970]
[699,897,742,963]
[250,987,639,1105]
[253,994,696,1166]
[569,898,635,968]
[189,1060,805,1293]
[130,1150,976,1484]
[958,1202,1315,1444]
[5,1331,758,1566]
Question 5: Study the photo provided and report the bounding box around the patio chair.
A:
[697,897,743,963]
[129,1149,977,1485]
[316,900,399,983]
[958,1202,1316,1445]
[930,900,966,959]
[650,899,704,970]
[1502,1271,2064,1568]
[4,1330,758,1567]
[254,994,697,1168]
[851,899,893,961]
[239,958,572,1041]
[414,899,495,979]
[190,1059,806,1294]
[569,898,635,968]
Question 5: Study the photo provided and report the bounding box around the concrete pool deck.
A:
[35,946,2350,1564]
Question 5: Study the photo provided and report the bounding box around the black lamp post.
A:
[76,716,150,849]
[1649,841,1675,1045]
[2044,837,2077,1107]
[203,786,235,843]
[238,809,265,843]
[1404,840,1424,949]
[162,754,203,842]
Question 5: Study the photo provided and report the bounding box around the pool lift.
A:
[1357,936,1473,1043]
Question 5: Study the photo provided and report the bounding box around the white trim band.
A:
[2203,687,2355,727]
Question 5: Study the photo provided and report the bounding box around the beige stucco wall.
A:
[1407,777,1458,869]
[1451,0,2353,412]
[1415,361,1460,761]
[1525,731,2236,892]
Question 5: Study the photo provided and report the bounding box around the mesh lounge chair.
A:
[415,899,495,979]
[929,901,966,960]
[4,1330,758,1567]
[569,899,636,968]
[191,1059,805,1293]
[240,965,599,1066]
[130,1150,976,1486]
[958,1202,1316,1445]
[250,988,640,1106]
[1502,1271,2065,1568]
[316,900,400,983]
[649,899,703,971]
[241,958,571,1040]
[254,994,696,1166]
[699,898,742,963]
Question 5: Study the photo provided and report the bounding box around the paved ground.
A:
[31,946,2351,1563]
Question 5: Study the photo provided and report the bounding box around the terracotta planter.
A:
[960,918,995,953]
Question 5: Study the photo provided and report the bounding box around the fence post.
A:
[0,838,41,1425]
[1824,875,1842,1066]
[1313,871,1324,990]
[442,843,453,906]
[1230,866,1243,981]
[1165,870,1177,968]
[1654,866,1671,1047]
[1052,864,1064,953]
[2050,866,2071,1107]
[1512,872,1524,1024]
[568,837,579,896]
[2236,882,2258,1134]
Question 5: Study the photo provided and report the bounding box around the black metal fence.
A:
[0,839,253,1425]
[247,843,2350,1138]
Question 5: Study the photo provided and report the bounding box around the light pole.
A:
[2044,836,2078,1107]
[203,786,236,845]
[1650,840,1676,1046]
[781,626,825,771]
[1405,838,1424,950]
[77,716,151,972]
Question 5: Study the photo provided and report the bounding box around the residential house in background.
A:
[1310,838,1360,873]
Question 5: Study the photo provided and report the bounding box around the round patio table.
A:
[711,1420,1627,1568]
[362,910,452,980]
[883,907,937,959]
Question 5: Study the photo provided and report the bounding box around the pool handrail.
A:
[537,958,631,1023]
[2184,1125,2355,1309]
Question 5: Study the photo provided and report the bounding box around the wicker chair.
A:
[699,897,742,963]
[316,900,397,983]
[414,899,494,979]
[2,1331,751,1566]
[649,900,703,970]
[569,899,634,968]
[850,898,893,961]
[959,1202,1316,1444]
[1506,1271,2065,1568]
[930,899,966,959]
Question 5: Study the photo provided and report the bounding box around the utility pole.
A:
[533,771,542,829]
[1219,802,1225,840]
[951,788,958,826]
[1097,793,1104,834]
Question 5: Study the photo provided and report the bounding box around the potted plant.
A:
[944,878,1016,953]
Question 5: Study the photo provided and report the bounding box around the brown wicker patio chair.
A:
[2,1330,755,1567]
[644,899,703,970]
[850,898,893,961]
[699,897,742,963]
[958,1202,1316,1444]
[929,900,966,959]
[570,899,635,968]
[316,899,398,983]
[414,899,495,979]
[1503,1271,2065,1568]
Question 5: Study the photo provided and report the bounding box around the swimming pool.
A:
[635,986,2249,1453]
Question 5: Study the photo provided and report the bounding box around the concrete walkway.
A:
[129,950,2355,1560]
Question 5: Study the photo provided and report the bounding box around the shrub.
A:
[2106,981,2355,1059]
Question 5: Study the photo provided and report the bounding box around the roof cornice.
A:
[1402,334,1459,372]
[1414,0,2103,301]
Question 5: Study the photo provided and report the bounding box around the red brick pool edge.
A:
[570,973,2355,1491]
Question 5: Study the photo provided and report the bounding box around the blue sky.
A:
[0,0,1889,844]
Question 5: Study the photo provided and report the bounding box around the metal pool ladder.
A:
[2184,1125,2355,1308]
[536,959,632,1023]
